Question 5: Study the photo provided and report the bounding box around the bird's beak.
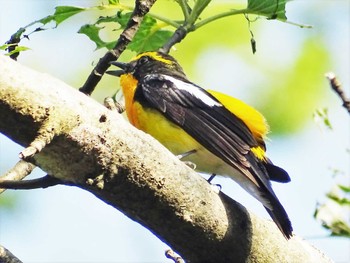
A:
[106,61,128,77]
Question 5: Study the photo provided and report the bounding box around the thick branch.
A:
[79,0,157,95]
[0,245,22,263]
[0,55,333,262]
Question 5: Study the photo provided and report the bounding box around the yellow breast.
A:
[120,74,268,172]
[120,73,202,154]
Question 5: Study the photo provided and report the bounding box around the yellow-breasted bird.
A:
[107,51,293,239]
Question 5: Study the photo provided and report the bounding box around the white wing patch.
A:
[162,75,221,107]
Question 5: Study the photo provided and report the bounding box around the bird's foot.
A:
[183,161,196,170]
[207,174,222,192]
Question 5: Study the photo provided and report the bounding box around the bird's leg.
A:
[176,149,197,170]
[207,174,222,192]
[183,161,196,170]
[207,174,216,183]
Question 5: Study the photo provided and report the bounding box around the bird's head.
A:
[107,51,187,80]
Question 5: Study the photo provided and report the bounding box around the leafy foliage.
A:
[40,6,86,26]
[313,108,333,130]
[1,0,309,58]
[315,184,350,237]
[0,44,30,57]
[78,12,173,52]
[247,0,287,21]
[108,0,119,4]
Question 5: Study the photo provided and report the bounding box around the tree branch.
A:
[0,245,22,263]
[0,55,333,262]
[0,174,63,190]
[79,0,157,95]
[159,26,187,54]
[326,72,350,115]
[0,160,36,194]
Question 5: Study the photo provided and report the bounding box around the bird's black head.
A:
[107,51,188,81]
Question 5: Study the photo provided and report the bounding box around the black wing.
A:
[138,74,293,238]
[138,74,269,186]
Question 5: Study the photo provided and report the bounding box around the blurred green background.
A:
[0,0,349,262]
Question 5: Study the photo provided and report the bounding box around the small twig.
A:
[178,0,191,20]
[19,138,48,159]
[0,175,63,190]
[245,14,257,54]
[159,26,187,54]
[158,0,212,54]
[0,160,36,194]
[326,72,350,115]
[79,0,157,96]
[0,245,22,263]
[165,249,184,263]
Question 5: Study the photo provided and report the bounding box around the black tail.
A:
[264,159,291,183]
[246,155,293,239]
[264,193,293,239]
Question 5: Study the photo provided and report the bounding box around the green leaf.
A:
[78,24,115,50]
[0,44,9,50]
[78,12,130,50]
[7,45,30,55]
[39,6,86,26]
[339,185,350,193]
[247,0,287,21]
[315,200,350,237]
[313,108,333,130]
[130,30,173,53]
[118,14,173,52]
[52,6,85,25]
[326,185,350,206]
[127,15,158,52]
[96,14,124,25]
[327,194,350,206]
[77,12,127,50]
[0,43,30,55]
[79,12,173,52]
[112,11,132,28]
[108,0,119,5]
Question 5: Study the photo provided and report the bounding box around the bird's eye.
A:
[138,56,149,65]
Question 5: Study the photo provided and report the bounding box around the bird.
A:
[107,51,293,239]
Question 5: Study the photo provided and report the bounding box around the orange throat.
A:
[120,73,140,126]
